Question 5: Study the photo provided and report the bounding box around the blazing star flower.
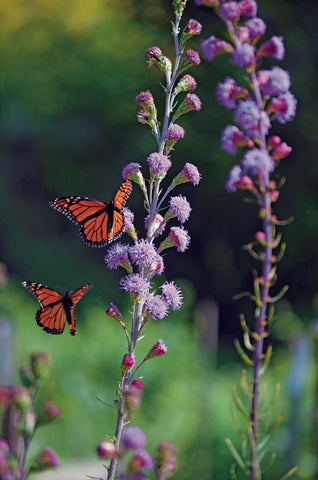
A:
[183,18,203,36]
[200,36,233,61]
[104,243,130,270]
[135,90,154,106]
[149,253,165,278]
[239,0,258,17]
[131,449,155,471]
[258,35,285,60]
[173,162,201,187]
[122,162,144,186]
[216,77,247,110]
[258,67,291,96]
[185,93,202,111]
[120,274,150,296]
[160,226,190,253]
[231,43,256,68]
[146,152,171,177]
[166,123,185,140]
[143,294,168,320]
[272,141,292,160]
[235,100,270,137]
[145,213,166,237]
[219,1,241,22]
[129,239,158,268]
[237,26,250,42]
[245,17,267,38]
[106,303,123,323]
[225,164,244,193]
[270,91,297,124]
[185,49,201,66]
[145,340,168,360]
[160,281,183,311]
[221,124,252,155]
[122,427,147,450]
[174,74,197,95]
[167,195,191,223]
[123,207,136,234]
[241,148,274,176]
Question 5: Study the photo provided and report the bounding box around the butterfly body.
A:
[22,281,91,335]
[50,180,132,247]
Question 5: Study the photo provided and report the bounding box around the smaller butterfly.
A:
[22,282,92,336]
[49,180,132,247]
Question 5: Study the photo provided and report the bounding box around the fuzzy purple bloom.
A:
[185,93,202,111]
[147,152,171,176]
[219,1,241,22]
[239,0,257,17]
[131,449,155,470]
[135,91,154,106]
[225,164,243,193]
[160,281,183,311]
[216,77,244,110]
[144,294,168,320]
[122,427,147,450]
[123,207,135,233]
[149,253,165,278]
[182,163,201,186]
[169,195,191,223]
[221,124,246,155]
[120,274,150,296]
[129,239,158,268]
[231,43,255,68]
[235,100,270,137]
[168,226,190,252]
[105,243,130,270]
[145,339,168,360]
[258,66,291,96]
[241,148,274,176]
[175,74,197,93]
[122,163,142,181]
[185,49,201,65]
[272,91,297,124]
[38,447,60,468]
[145,213,166,237]
[245,17,266,38]
[166,123,185,140]
[259,35,285,60]
[200,35,233,61]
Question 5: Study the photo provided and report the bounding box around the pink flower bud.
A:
[106,303,123,323]
[131,379,144,390]
[97,439,118,459]
[145,340,168,361]
[267,135,281,148]
[272,142,292,160]
[121,354,136,377]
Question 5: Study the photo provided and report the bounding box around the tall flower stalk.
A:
[95,2,203,479]
[197,0,297,478]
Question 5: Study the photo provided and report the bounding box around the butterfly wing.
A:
[22,281,66,335]
[50,181,132,247]
[67,284,92,336]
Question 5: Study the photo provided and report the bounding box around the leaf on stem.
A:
[279,466,298,480]
[225,438,249,473]
[234,339,254,366]
[259,344,273,376]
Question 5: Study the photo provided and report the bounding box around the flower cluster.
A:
[199,0,296,194]
[97,426,176,480]
[0,352,60,479]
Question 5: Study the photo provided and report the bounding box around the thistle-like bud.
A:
[165,123,185,153]
[106,303,123,324]
[121,354,136,377]
[29,447,60,473]
[181,19,202,42]
[173,93,202,120]
[122,162,145,188]
[173,74,197,96]
[37,400,61,427]
[30,352,52,380]
[144,340,168,361]
[11,385,32,413]
[145,47,172,74]
[131,379,144,390]
[172,0,187,15]
[135,90,157,118]
[96,439,118,459]
[171,162,201,187]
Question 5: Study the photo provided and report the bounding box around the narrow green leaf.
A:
[240,370,253,398]
[234,339,254,366]
[233,386,249,419]
[259,344,273,376]
[267,285,289,303]
[279,466,298,480]
[225,438,249,473]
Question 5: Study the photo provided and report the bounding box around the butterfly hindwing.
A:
[22,282,92,336]
[50,180,132,247]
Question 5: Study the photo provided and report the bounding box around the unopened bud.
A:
[121,354,136,377]
[97,439,118,459]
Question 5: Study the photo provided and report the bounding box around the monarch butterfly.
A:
[49,180,132,247]
[22,281,92,336]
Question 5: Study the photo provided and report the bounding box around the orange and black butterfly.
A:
[49,180,132,247]
[22,281,92,336]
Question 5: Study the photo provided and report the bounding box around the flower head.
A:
[160,282,183,311]
[184,49,201,67]
[155,441,177,480]
[135,90,154,107]
[106,303,123,323]
[269,91,297,124]
[225,164,244,193]
[231,43,256,68]
[183,19,203,37]
[105,242,130,271]
[97,440,118,459]
[31,352,52,380]
[122,163,144,187]
[173,74,197,95]
[216,77,248,110]
[245,17,266,38]
[159,226,190,253]
[148,253,165,278]
[239,0,257,17]
[129,239,158,268]
[200,35,233,61]
[145,213,166,237]
[166,123,185,140]
[131,449,155,471]
[30,447,60,472]
[258,35,285,60]
[146,152,171,178]
[221,124,253,155]
[172,162,201,187]
[258,67,291,96]
[167,195,191,224]
[123,207,137,240]
[145,340,168,360]
[241,148,274,176]
[121,354,136,376]
[143,294,168,320]
[11,385,32,413]
[235,100,270,138]
[120,274,150,297]
[131,379,144,390]
[219,2,241,22]
[122,427,147,450]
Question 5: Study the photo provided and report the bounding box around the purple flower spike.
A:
[147,152,172,177]
[120,274,150,296]
[129,239,158,268]
[242,148,274,176]
[160,281,183,311]
[104,243,130,270]
[122,426,147,450]
[245,17,267,38]
[168,195,191,223]
[144,294,169,320]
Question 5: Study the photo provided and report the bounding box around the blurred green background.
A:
[0,0,318,478]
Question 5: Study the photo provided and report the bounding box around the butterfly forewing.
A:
[22,281,63,307]
[50,180,132,247]
[70,284,92,306]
